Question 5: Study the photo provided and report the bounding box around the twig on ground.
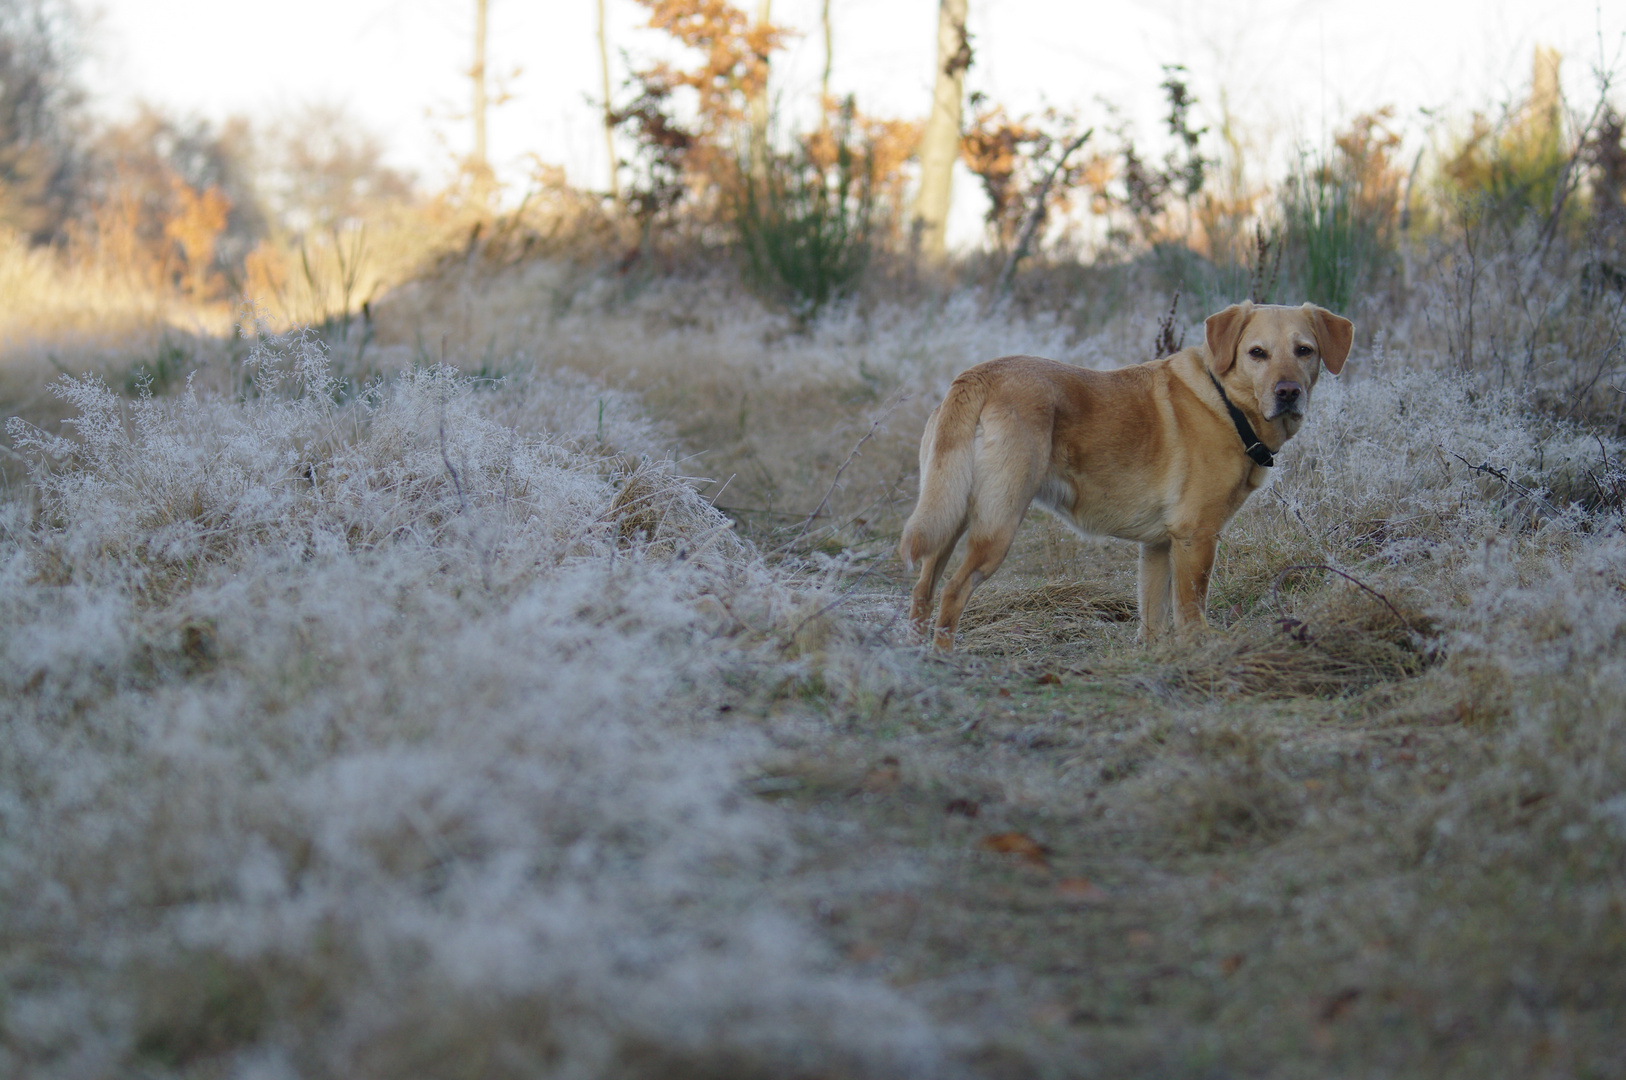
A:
[783,557,886,647]
[1272,563,1415,634]
[1446,450,1562,519]
[708,473,735,506]
[778,390,907,554]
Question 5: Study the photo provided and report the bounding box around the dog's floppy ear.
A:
[1303,303,1354,375]
[1205,301,1253,375]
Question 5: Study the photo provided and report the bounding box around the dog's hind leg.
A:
[908,522,965,639]
[933,523,1021,650]
[932,445,1045,650]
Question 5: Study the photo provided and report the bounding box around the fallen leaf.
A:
[944,797,981,818]
[1126,929,1155,949]
[1055,878,1107,902]
[1303,778,1324,792]
[1036,672,1061,685]
[979,831,1049,868]
[859,756,901,793]
[997,688,1013,698]
[1030,1001,1069,1026]
[1319,987,1363,1021]
[1220,952,1245,976]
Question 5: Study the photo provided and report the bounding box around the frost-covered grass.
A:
[371,261,1626,1075]
[0,331,942,1078]
[7,262,1626,1077]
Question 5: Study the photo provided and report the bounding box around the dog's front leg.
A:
[1137,540,1173,643]
[1170,531,1218,639]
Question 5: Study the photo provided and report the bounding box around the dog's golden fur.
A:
[900,301,1354,649]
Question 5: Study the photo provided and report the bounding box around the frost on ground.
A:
[380,268,1626,1073]
[0,331,943,1079]
[7,273,1626,1077]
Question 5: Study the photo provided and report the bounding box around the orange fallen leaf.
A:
[1220,952,1245,976]
[1319,987,1363,1021]
[1055,877,1107,902]
[859,756,901,793]
[1036,672,1061,685]
[979,831,1050,868]
[1030,1001,1069,1025]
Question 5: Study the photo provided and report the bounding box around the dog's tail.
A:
[899,373,988,572]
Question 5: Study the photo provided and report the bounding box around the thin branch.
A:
[997,128,1092,295]
[1446,450,1562,519]
[783,557,885,647]
[777,390,906,554]
[1271,563,1415,634]
[1539,41,1618,252]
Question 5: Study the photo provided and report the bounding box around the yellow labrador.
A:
[900,301,1353,649]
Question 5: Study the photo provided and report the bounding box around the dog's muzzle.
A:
[1268,380,1304,419]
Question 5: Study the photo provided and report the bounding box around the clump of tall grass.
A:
[1276,150,1396,313]
[735,108,877,320]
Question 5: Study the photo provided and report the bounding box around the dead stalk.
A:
[1272,563,1415,634]
[779,390,906,553]
[439,403,467,514]
[1446,450,1562,519]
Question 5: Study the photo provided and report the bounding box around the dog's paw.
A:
[1175,619,1223,644]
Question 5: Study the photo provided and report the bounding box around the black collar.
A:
[1206,368,1274,468]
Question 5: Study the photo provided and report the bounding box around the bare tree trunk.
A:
[913,0,970,258]
[472,0,489,174]
[821,0,832,107]
[599,0,619,200]
[748,0,772,181]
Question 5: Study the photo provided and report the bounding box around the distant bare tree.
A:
[912,0,970,257]
[471,0,489,174]
[80,107,266,294]
[0,0,84,242]
[820,0,832,107]
[598,0,619,200]
[257,103,414,234]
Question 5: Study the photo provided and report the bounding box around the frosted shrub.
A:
[0,331,941,1078]
[1225,349,1623,570]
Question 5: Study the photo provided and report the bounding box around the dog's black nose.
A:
[1274,381,1302,406]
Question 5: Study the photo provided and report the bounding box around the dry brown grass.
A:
[8,210,1626,1074]
[1155,582,1439,698]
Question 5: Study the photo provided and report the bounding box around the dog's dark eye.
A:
[1248,346,1267,359]
[1295,344,1314,357]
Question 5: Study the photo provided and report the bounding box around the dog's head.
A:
[1204,301,1353,436]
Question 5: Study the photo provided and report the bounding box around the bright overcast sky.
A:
[84,0,1625,244]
